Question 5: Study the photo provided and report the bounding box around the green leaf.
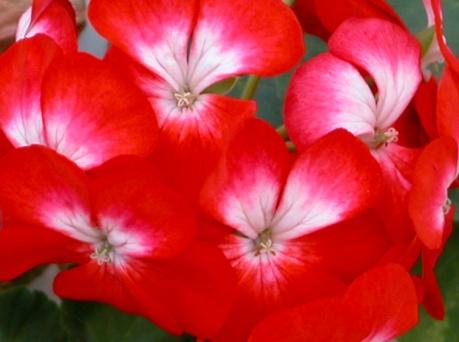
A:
[0,287,65,342]
[61,300,181,342]
[204,77,239,95]
[400,227,459,342]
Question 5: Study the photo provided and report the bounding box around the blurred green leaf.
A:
[61,301,180,342]
[0,287,65,342]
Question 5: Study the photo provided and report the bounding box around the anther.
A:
[90,240,114,265]
[174,91,197,109]
[371,127,399,149]
[253,229,276,256]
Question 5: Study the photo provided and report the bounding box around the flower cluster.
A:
[0,0,457,341]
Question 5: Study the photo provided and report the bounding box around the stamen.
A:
[90,239,114,265]
[443,198,452,215]
[174,91,197,109]
[253,229,276,256]
[371,127,399,149]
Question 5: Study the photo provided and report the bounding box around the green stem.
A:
[276,125,289,140]
[283,0,296,6]
[241,76,261,100]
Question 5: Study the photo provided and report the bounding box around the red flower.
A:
[88,0,305,193]
[199,119,383,340]
[0,147,236,338]
[249,264,419,342]
[0,35,157,169]
[285,18,423,243]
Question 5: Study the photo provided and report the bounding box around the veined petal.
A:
[329,18,422,129]
[0,146,98,243]
[89,0,195,90]
[409,137,458,249]
[188,0,304,92]
[285,52,376,149]
[0,35,61,147]
[16,0,77,51]
[0,224,87,281]
[272,130,382,240]
[200,119,290,239]
[41,53,158,170]
[89,155,197,260]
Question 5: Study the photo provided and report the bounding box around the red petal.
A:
[413,78,438,140]
[273,129,382,240]
[285,52,376,149]
[89,155,197,259]
[54,260,183,335]
[303,210,390,281]
[409,137,458,249]
[0,146,95,242]
[200,118,290,239]
[346,264,418,341]
[250,264,418,342]
[0,36,61,147]
[16,0,77,51]
[295,0,404,40]
[249,298,347,342]
[188,0,304,89]
[438,67,459,142]
[329,18,422,129]
[163,241,237,339]
[41,53,158,169]
[89,0,196,90]
[0,224,87,281]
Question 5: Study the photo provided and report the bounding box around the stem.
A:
[241,76,261,100]
[283,0,296,6]
[286,141,296,152]
[276,125,289,140]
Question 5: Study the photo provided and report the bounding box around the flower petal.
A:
[88,0,195,90]
[16,0,77,51]
[409,137,458,249]
[0,35,61,147]
[0,224,87,281]
[329,18,422,129]
[437,67,459,142]
[187,0,304,92]
[41,53,158,169]
[89,155,197,259]
[54,259,184,335]
[272,129,382,240]
[0,146,96,243]
[200,119,290,239]
[249,264,418,342]
[285,52,376,149]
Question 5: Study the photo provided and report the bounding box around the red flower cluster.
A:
[0,0,456,341]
